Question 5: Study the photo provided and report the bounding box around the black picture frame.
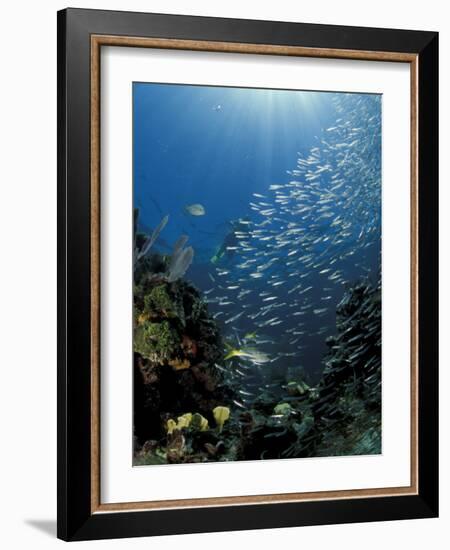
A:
[57,7,438,541]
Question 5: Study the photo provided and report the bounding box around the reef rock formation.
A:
[133,222,233,449]
[311,279,382,456]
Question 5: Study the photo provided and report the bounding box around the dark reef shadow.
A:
[25,519,56,538]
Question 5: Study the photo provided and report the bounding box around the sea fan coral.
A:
[167,245,194,283]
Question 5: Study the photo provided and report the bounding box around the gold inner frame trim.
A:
[90,34,419,514]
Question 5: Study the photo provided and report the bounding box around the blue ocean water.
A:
[133,82,381,387]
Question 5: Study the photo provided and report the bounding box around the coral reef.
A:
[311,279,381,456]
[133,214,381,465]
[133,216,234,453]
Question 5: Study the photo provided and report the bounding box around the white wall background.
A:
[0,1,446,548]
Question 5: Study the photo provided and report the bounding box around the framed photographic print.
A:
[57,8,438,541]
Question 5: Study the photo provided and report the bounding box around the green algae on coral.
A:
[134,320,180,363]
[144,284,177,318]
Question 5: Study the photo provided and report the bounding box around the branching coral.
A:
[134,211,193,283]
[135,214,169,262]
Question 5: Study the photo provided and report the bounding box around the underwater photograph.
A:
[132,82,382,466]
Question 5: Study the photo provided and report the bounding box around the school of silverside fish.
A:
[133,93,382,465]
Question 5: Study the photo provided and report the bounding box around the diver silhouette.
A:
[211,218,249,264]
